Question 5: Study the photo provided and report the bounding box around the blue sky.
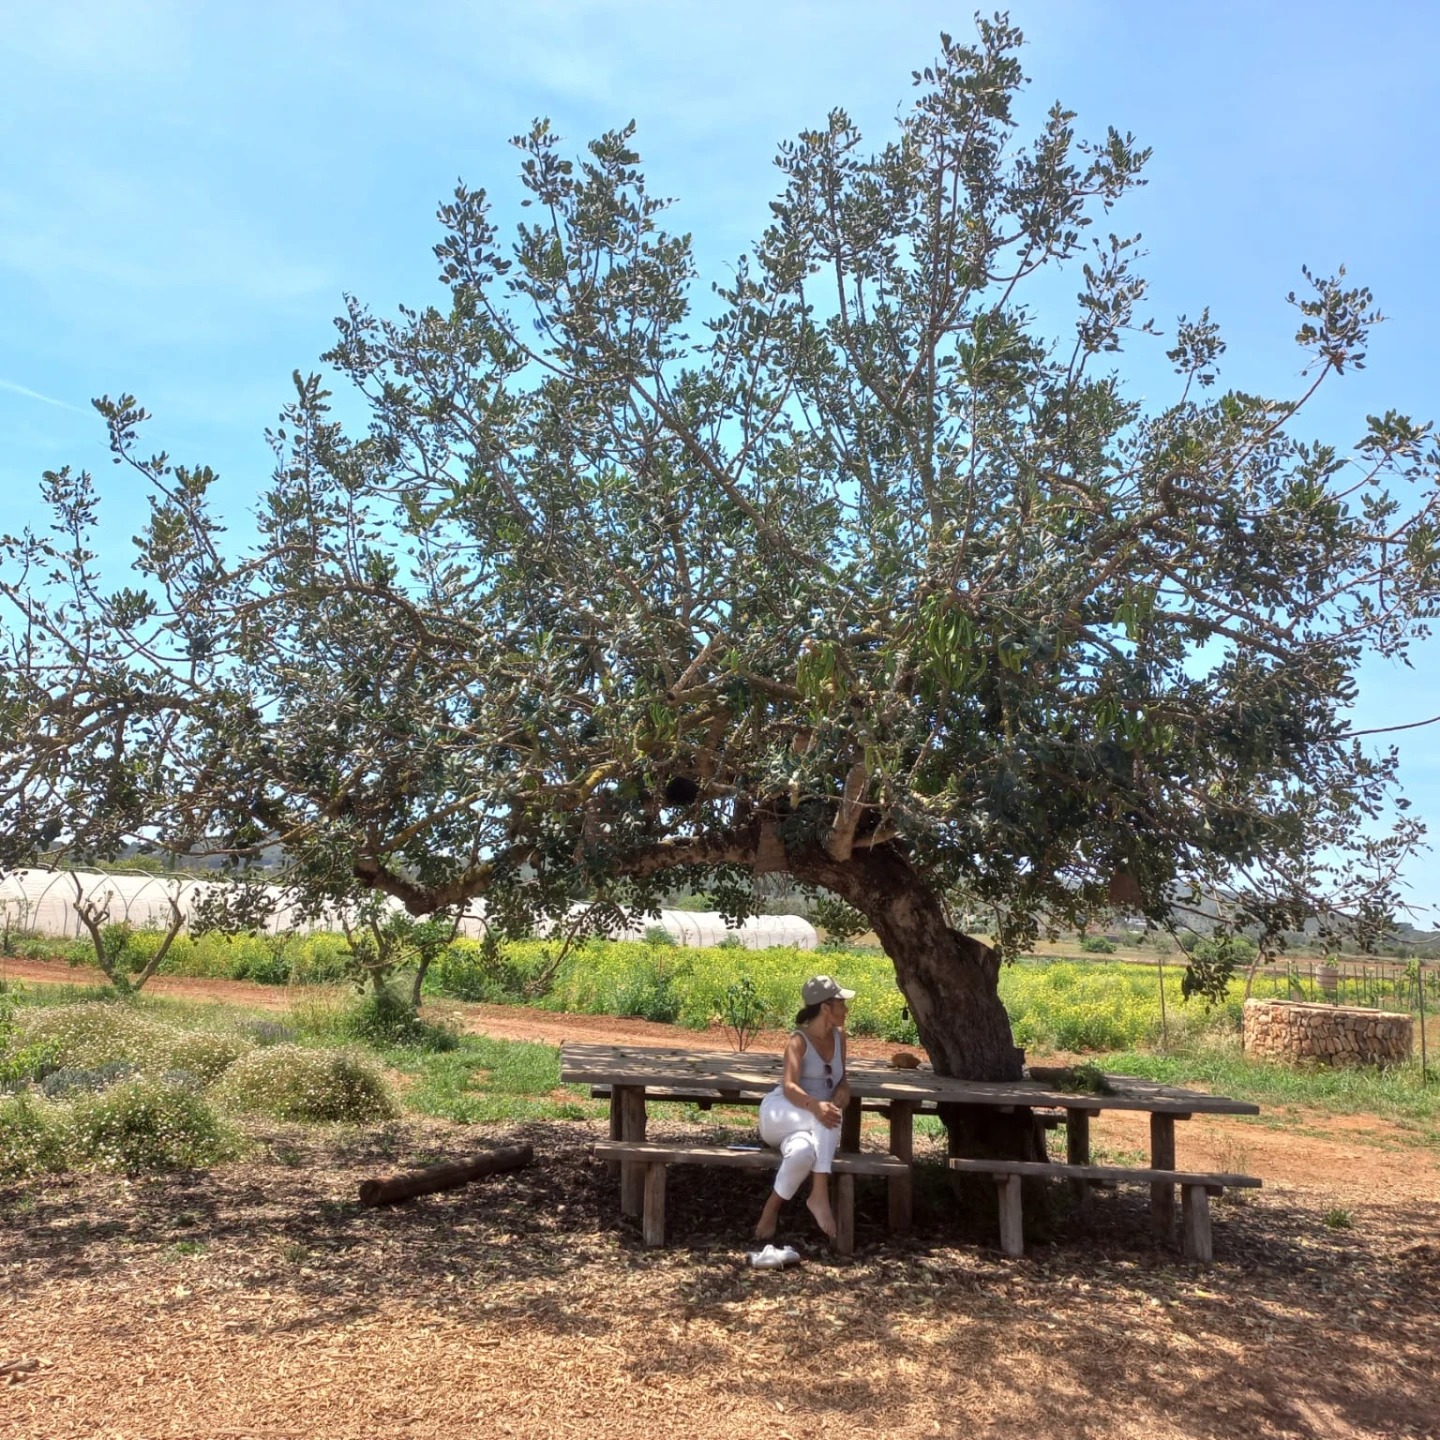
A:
[3,0,1438,915]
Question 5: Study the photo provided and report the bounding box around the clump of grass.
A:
[0,1092,70,1179]
[14,1001,254,1081]
[343,985,457,1051]
[16,1001,165,1070]
[215,1044,398,1123]
[39,1060,137,1098]
[165,1030,255,1083]
[68,1075,238,1173]
[1322,1206,1354,1230]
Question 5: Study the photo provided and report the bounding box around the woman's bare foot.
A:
[805,1192,837,1239]
[755,1194,782,1241]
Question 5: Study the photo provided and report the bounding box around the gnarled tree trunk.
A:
[790,840,1045,1162]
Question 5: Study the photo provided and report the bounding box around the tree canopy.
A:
[3,20,1437,1081]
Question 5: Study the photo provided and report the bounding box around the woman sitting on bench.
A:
[754,974,855,1241]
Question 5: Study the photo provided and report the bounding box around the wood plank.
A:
[840,1097,862,1151]
[594,1141,909,1176]
[618,1085,648,1217]
[561,1042,1260,1116]
[1066,1107,1091,1210]
[888,1100,915,1233]
[1151,1112,1177,1243]
[946,1158,1260,1187]
[835,1174,855,1256]
[996,1174,1024,1257]
[1181,1183,1212,1262]
[642,1163,667,1248]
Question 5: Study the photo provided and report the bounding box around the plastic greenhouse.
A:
[0,868,816,951]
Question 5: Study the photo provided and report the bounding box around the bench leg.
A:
[607,1089,623,1176]
[996,1174,1024,1257]
[642,1163,667,1248]
[888,1101,915,1233]
[1066,1109,1091,1212]
[1181,1184,1213,1262]
[835,1174,855,1257]
[1150,1113,1176,1243]
[618,1086,648,1217]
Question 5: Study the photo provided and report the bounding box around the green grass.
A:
[1097,1041,1440,1137]
[387,1032,601,1125]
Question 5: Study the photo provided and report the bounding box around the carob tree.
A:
[4,19,1437,1157]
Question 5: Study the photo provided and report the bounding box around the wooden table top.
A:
[559,1040,1260,1116]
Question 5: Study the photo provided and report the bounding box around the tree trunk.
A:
[790,841,1044,1162]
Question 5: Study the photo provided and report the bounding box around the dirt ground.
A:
[3,957,1439,1439]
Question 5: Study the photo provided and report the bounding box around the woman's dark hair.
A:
[794,1002,823,1027]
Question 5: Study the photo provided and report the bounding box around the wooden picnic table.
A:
[561,1040,1260,1243]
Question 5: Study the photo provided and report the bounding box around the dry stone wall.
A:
[1242,998,1413,1067]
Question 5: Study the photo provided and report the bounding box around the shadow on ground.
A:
[2,1117,1438,1439]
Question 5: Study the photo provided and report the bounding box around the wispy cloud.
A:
[0,378,88,414]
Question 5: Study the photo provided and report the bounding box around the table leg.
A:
[841,1096,862,1152]
[606,1087,623,1176]
[618,1085,648,1217]
[887,1101,915,1233]
[1150,1112,1176,1242]
[1066,1108,1091,1210]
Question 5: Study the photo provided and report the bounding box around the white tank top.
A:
[793,1028,844,1101]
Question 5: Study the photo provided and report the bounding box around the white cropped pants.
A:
[758,1092,841,1200]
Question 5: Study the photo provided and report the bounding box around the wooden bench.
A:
[588,1085,1068,1128]
[594,1140,910,1255]
[948,1158,1262,1261]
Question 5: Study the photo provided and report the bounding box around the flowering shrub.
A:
[165,1030,255,1083]
[67,1075,237,1173]
[0,1093,69,1179]
[16,1002,253,1080]
[215,1045,398,1122]
[17,1002,170,1069]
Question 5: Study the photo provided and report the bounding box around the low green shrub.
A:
[0,1092,70,1179]
[17,1001,171,1070]
[344,986,457,1051]
[215,1044,399,1122]
[40,1061,136,1097]
[165,1029,255,1083]
[1080,936,1116,954]
[68,1076,237,1173]
[15,1001,254,1080]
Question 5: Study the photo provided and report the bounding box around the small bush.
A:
[40,1060,137,1098]
[0,1092,70,1179]
[68,1076,237,1173]
[16,1002,253,1082]
[344,986,457,1051]
[165,1030,256,1083]
[246,1019,297,1047]
[216,1045,399,1122]
[17,1002,170,1070]
[1080,936,1117,954]
[642,925,674,948]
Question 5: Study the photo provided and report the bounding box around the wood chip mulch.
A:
[2,1117,1438,1440]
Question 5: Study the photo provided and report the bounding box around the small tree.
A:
[68,872,186,994]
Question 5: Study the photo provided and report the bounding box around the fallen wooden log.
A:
[358,1142,534,1207]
